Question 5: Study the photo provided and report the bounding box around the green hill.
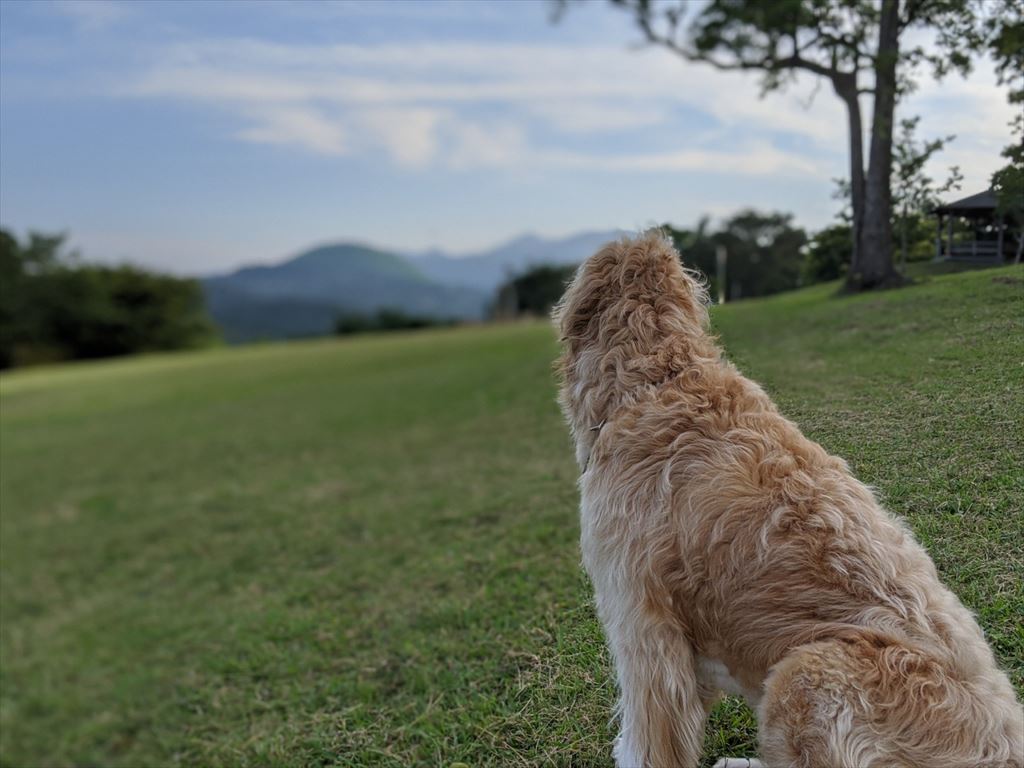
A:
[1,266,1021,766]
[203,243,487,342]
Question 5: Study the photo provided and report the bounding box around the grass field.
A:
[2,265,1022,767]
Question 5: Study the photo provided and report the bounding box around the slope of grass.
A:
[2,266,1021,767]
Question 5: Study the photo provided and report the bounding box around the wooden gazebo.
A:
[933,190,1011,263]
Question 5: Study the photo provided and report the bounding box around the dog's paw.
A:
[712,759,764,768]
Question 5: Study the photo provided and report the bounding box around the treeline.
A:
[334,308,458,335]
[490,209,943,318]
[0,230,216,369]
[491,264,578,320]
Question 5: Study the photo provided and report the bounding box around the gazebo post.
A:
[935,213,944,260]
[996,214,1005,263]
[946,215,954,260]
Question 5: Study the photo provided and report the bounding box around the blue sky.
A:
[0,0,1014,274]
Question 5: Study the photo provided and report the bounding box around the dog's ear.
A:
[554,244,619,349]
[615,235,709,327]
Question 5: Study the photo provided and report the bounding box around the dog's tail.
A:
[758,631,1024,768]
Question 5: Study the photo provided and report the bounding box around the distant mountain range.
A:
[407,230,625,292]
[202,230,624,342]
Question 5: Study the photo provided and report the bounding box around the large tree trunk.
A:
[833,73,866,280]
[850,0,901,290]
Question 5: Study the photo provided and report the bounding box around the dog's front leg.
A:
[596,587,706,768]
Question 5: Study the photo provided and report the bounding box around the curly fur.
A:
[553,232,1023,768]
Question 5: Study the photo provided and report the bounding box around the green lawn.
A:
[2,266,1022,767]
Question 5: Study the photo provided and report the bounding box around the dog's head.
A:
[552,231,713,468]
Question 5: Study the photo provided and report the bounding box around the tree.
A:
[715,211,807,299]
[802,223,853,283]
[662,216,720,297]
[0,229,217,367]
[988,0,1023,263]
[664,210,806,300]
[491,264,578,319]
[0,231,69,367]
[576,0,993,291]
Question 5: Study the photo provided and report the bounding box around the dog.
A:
[553,232,1023,768]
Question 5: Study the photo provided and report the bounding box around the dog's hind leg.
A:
[757,635,1024,768]
[597,589,706,768]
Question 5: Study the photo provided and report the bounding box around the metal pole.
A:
[900,202,908,274]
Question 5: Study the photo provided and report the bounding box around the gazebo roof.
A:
[934,190,997,215]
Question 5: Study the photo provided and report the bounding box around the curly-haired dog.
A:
[553,232,1023,768]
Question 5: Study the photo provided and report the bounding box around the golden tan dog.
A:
[553,232,1023,768]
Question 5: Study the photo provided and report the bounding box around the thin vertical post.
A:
[935,213,943,261]
[997,214,1005,263]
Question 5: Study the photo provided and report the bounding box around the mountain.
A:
[408,230,625,292]
[203,243,486,343]
[202,231,626,343]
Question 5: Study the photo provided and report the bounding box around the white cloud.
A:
[446,121,529,170]
[115,36,1012,185]
[591,142,824,176]
[235,105,346,156]
[356,108,444,168]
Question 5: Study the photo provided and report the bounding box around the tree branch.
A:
[634,11,845,86]
[901,0,925,29]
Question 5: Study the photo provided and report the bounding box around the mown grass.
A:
[1,265,1021,767]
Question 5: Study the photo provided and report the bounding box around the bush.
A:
[0,230,217,368]
[802,224,853,283]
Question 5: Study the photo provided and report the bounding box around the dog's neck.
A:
[558,318,719,470]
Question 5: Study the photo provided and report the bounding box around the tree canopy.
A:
[664,210,807,301]
[0,230,217,368]
[491,264,579,319]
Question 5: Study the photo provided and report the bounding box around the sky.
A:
[0,0,1015,275]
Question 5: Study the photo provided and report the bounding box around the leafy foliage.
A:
[491,264,578,319]
[802,223,854,284]
[0,230,216,368]
[664,210,807,301]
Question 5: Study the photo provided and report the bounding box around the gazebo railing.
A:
[947,241,1001,259]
